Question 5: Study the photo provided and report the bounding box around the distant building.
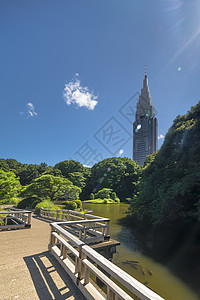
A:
[133,67,158,165]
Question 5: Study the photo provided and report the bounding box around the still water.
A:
[83,203,199,300]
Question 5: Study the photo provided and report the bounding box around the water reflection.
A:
[83,203,199,300]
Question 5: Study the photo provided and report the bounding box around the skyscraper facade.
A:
[133,68,158,165]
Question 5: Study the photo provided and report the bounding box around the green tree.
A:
[111,192,116,201]
[55,160,89,178]
[129,101,200,224]
[21,174,81,201]
[18,164,40,185]
[68,172,86,189]
[0,158,22,174]
[0,170,21,202]
[95,188,113,199]
[44,166,63,177]
[90,193,94,200]
[82,157,140,201]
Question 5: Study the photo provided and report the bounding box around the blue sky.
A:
[0,0,199,166]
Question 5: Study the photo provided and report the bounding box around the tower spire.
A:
[145,65,147,78]
[143,65,148,88]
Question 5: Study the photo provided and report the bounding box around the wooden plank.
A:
[51,223,85,247]
[90,239,120,250]
[83,236,105,244]
[83,259,133,300]
[52,232,79,258]
[79,280,106,300]
[0,224,25,229]
[84,213,105,220]
[50,246,76,281]
[54,218,109,225]
[82,245,164,300]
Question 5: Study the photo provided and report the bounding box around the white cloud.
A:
[158,134,164,140]
[26,102,38,117]
[20,102,38,118]
[63,76,98,110]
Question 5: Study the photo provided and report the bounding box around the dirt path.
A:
[0,214,86,300]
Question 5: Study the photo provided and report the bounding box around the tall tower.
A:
[133,67,158,165]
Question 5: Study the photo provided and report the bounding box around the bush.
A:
[35,200,57,213]
[54,200,81,209]
[17,196,42,209]
[103,199,109,204]
[126,198,132,203]
[115,198,120,203]
[74,200,82,209]
[95,188,112,199]
[111,192,116,201]
[63,201,77,210]
[90,193,94,200]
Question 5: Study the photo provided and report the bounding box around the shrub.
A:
[111,192,116,201]
[63,201,77,210]
[35,200,56,213]
[17,196,42,209]
[103,199,109,204]
[74,200,82,209]
[90,193,94,200]
[54,200,81,209]
[126,198,132,203]
[115,198,120,203]
[95,188,112,199]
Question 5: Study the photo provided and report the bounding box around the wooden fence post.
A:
[27,212,32,226]
[56,210,59,220]
[77,246,86,282]
[105,221,110,237]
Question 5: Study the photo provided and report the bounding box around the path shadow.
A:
[32,214,53,224]
[24,251,85,300]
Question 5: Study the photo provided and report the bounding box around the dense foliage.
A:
[0,157,140,203]
[83,157,141,201]
[21,174,81,201]
[0,170,21,202]
[17,196,42,209]
[129,102,200,225]
[93,188,120,202]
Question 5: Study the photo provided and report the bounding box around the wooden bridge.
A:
[0,207,164,300]
[0,208,32,229]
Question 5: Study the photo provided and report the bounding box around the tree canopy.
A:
[21,174,81,201]
[83,157,141,201]
[0,170,21,202]
[55,160,91,178]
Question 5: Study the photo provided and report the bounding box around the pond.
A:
[83,202,199,300]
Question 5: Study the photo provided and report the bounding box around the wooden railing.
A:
[49,221,164,300]
[0,209,32,229]
[40,207,110,243]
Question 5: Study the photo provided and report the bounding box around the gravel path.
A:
[0,214,86,300]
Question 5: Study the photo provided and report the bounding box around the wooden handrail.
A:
[83,259,133,300]
[0,209,32,229]
[49,220,165,300]
[41,207,110,243]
